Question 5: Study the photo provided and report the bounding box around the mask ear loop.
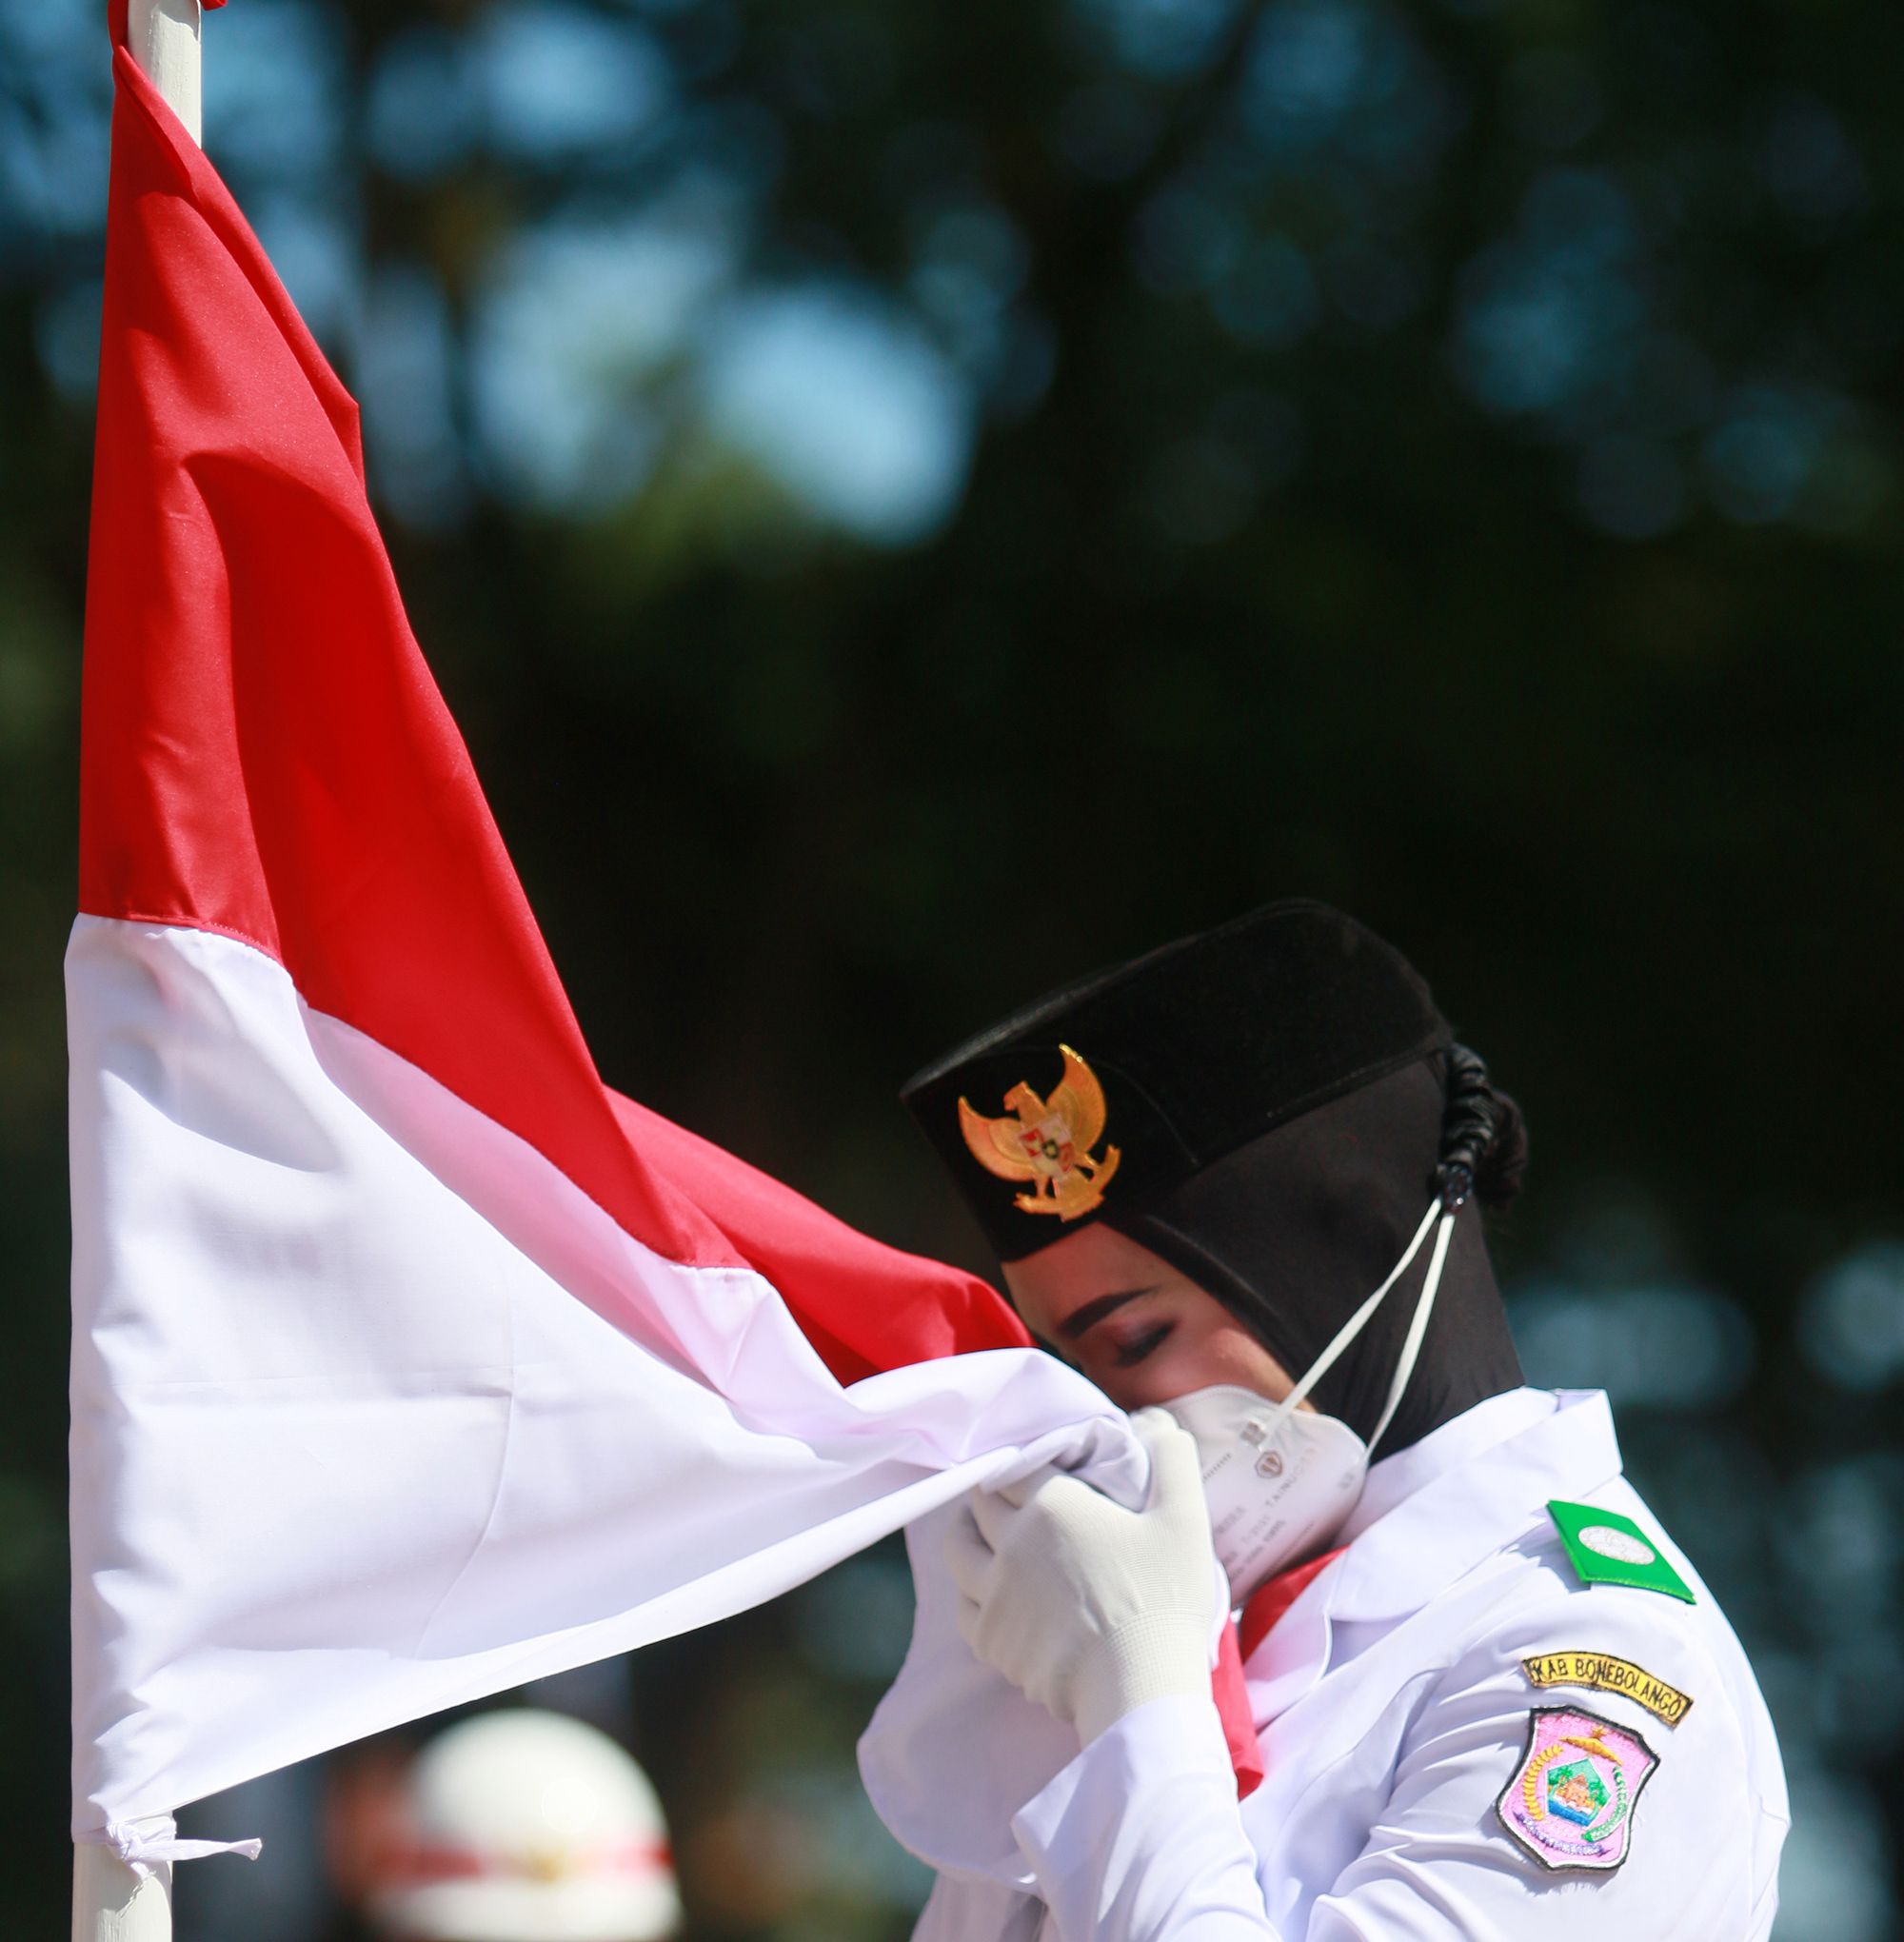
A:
[1364,1207,1457,1459]
[1256,1198,1443,1442]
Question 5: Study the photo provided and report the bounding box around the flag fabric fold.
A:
[71,30,1259,1865]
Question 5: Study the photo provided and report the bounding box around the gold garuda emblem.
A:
[959,1045,1121,1220]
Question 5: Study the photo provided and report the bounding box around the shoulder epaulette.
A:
[1546,1500,1696,1604]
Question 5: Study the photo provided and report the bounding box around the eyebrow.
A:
[1058,1287,1160,1341]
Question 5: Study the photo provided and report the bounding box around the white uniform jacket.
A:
[868,1388,1788,1941]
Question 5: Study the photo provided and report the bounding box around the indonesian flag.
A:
[71,20,1259,1870]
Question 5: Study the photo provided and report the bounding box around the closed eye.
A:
[1111,1324,1172,1369]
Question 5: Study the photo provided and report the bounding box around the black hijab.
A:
[1110,1053,1522,1458]
[902,901,1525,1456]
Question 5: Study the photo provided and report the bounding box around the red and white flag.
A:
[71,21,1259,1870]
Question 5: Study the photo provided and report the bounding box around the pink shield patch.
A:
[1496,1706,1658,1873]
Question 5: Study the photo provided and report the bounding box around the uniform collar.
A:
[1338,1385,1558,1542]
[1323,1387,1623,1624]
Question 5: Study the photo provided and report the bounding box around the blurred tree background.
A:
[5,0,1903,1932]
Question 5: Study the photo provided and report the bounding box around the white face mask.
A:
[1162,1198,1458,1604]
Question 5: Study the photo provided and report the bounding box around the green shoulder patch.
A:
[1546,1501,1696,1605]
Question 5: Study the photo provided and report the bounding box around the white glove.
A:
[945,1407,1221,1744]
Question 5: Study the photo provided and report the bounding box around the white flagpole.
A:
[74,2,197,1928]
[73,1825,175,1942]
[125,0,203,144]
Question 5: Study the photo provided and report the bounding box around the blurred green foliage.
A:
[5,0,1904,1933]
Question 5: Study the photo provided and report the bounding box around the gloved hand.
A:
[945,1407,1221,1744]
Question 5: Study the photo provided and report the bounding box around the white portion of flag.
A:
[69,916,1137,1849]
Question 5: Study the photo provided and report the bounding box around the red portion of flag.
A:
[82,32,1264,1793]
[80,46,1025,1382]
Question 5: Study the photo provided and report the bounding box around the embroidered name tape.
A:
[1522,1651,1694,1727]
[1497,1706,1658,1873]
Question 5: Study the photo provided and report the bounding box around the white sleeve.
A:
[912,1870,1049,1942]
[1304,1612,1761,1940]
[1006,1611,1761,1942]
[1010,1695,1284,1941]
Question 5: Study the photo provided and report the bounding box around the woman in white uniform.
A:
[888,901,1788,1940]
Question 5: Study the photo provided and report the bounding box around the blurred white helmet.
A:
[368,1710,681,1942]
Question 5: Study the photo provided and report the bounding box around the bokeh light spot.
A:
[702,286,974,545]
[1800,1242,1904,1392]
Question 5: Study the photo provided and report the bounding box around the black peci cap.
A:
[900,900,1451,1262]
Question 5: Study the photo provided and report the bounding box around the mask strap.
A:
[1259,1198,1442,1438]
[1365,1207,1457,1458]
